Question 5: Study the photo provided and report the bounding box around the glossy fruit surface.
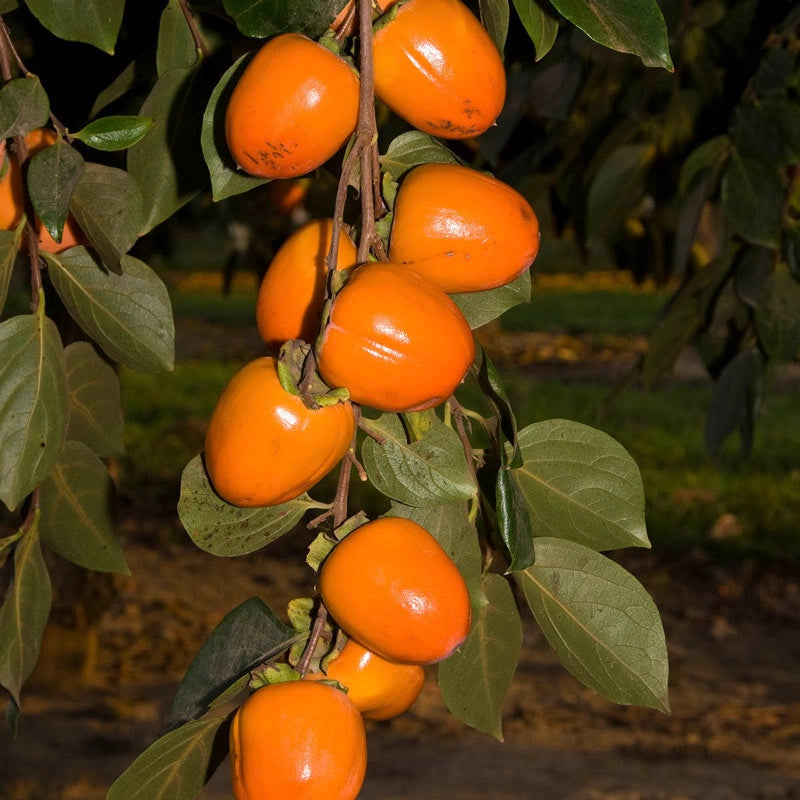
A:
[373,0,505,139]
[308,639,425,720]
[320,517,472,664]
[204,357,355,506]
[230,681,366,800]
[226,34,359,179]
[389,163,540,293]
[256,219,357,351]
[316,262,474,412]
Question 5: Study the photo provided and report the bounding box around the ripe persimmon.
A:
[389,162,540,292]
[373,0,505,139]
[230,680,367,800]
[308,639,425,720]
[204,357,355,506]
[256,219,357,351]
[266,178,311,214]
[320,517,472,664]
[316,262,474,412]
[226,34,359,179]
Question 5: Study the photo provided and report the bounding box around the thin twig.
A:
[334,0,358,44]
[0,17,30,77]
[178,0,210,59]
[296,604,328,675]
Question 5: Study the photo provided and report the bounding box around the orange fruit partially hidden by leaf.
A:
[373,0,505,139]
[389,163,540,293]
[230,681,367,800]
[316,262,474,412]
[204,357,355,507]
[266,178,311,214]
[320,516,472,664]
[256,219,357,351]
[226,34,359,179]
[36,212,86,254]
[308,639,424,720]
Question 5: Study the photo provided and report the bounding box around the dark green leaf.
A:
[26,137,85,243]
[222,0,342,38]
[64,341,125,457]
[512,0,558,60]
[439,573,522,740]
[734,246,772,309]
[201,55,269,202]
[24,0,124,54]
[517,538,669,711]
[38,441,128,573]
[496,469,535,571]
[89,56,153,119]
[0,0,19,12]
[178,455,322,556]
[754,47,797,96]
[0,77,49,141]
[549,0,673,70]
[157,0,199,75]
[380,132,460,181]
[451,269,531,331]
[514,420,649,551]
[44,249,175,373]
[168,597,295,728]
[730,100,800,168]
[0,221,25,317]
[5,696,19,738]
[672,171,709,275]
[756,265,800,362]
[0,312,68,511]
[361,413,477,507]
[0,523,51,706]
[71,116,154,152]
[721,153,782,248]
[0,530,23,570]
[678,135,730,195]
[106,713,230,800]
[480,0,510,53]
[69,163,144,273]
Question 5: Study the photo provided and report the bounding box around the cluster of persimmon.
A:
[208,1,540,798]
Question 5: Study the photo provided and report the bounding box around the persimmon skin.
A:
[389,163,540,293]
[204,357,355,507]
[230,681,367,800]
[316,262,475,412]
[320,517,472,664]
[308,639,425,720]
[373,0,506,139]
[226,34,359,179]
[0,140,24,230]
[256,219,357,351]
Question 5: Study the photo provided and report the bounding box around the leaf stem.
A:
[0,16,30,78]
[178,0,210,60]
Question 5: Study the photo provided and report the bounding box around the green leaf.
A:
[730,100,800,168]
[106,713,230,800]
[201,55,269,202]
[0,0,19,12]
[26,137,85,243]
[480,0,510,53]
[517,538,669,711]
[177,455,323,556]
[439,573,522,740]
[0,312,68,511]
[512,0,558,60]
[71,116,154,152]
[756,265,800,362]
[0,522,51,706]
[549,0,673,70]
[587,144,654,241]
[496,468,535,571]
[157,0,199,76]
[380,132,460,181]
[721,153,782,248]
[38,440,128,574]
[64,341,125,457]
[450,269,531,330]
[361,413,477,507]
[89,56,153,119]
[514,420,649,551]
[672,172,709,276]
[44,249,175,373]
[24,0,124,54]
[0,221,25,317]
[127,64,208,234]
[69,163,144,273]
[0,76,50,141]
[0,529,23,570]
[678,135,731,195]
[221,0,343,38]
[389,501,483,602]
[168,597,295,728]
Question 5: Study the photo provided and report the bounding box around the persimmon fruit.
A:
[266,178,311,214]
[308,639,425,720]
[373,0,506,139]
[332,0,397,32]
[226,34,359,179]
[230,680,367,800]
[320,517,472,664]
[256,219,357,351]
[316,262,475,412]
[204,357,355,507]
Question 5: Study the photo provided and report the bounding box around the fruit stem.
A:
[177,0,209,60]
[296,603,328,676]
